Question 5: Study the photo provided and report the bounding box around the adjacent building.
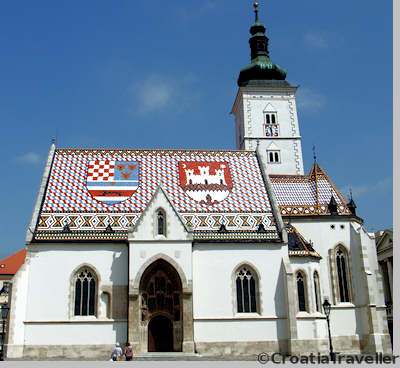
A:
[375,229,393,346]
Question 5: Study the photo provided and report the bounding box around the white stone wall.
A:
[24,322,126,345]
[25,243,128,321]
[192,242,288,342]
[9,242,129,351]
[289,218,387,341]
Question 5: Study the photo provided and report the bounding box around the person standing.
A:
[124,342,133,361]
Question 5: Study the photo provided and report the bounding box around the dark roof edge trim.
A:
[26,143,57,244]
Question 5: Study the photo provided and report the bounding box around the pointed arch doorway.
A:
[140,259,183,352]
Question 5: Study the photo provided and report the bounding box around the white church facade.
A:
[6,3,391,360]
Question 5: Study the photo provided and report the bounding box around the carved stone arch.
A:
[129,253,194,354]
[333,242,351,254]
[133,253,189,294]
[69,263,101,318]
[232,261,262,314]
[294,268,309,313]
[70,263,101,285]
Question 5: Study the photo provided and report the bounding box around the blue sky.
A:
[0,0,392,258]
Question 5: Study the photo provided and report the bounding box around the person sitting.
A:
[110,342,123,361]
[124,342,133,361]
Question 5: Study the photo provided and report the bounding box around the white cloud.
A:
[137,75,175,114]
[304,32,328,49]
[131,74,197,115]
[15,152,42,165]
[341,177,392,198]
[296,88,326,113]
[176,0,218,21]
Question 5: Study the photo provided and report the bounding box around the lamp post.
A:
[0,303,9,361]
[322,299,335,361]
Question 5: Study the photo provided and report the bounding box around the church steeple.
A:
[238,1,287,86]
[232,1,304,175]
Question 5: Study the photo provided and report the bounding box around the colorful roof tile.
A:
[34,148,280,240]
[0,248,26,275]
[269,164,351,217]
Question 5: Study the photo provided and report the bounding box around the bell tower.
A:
[232,1,304,175]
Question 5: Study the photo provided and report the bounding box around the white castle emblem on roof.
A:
[179,162,233,205]
[185,165,227,186]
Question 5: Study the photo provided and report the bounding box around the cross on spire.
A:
[253,1,260,22]
[312,145,317,164]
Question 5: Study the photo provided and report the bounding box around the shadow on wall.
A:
[275,260,289,353]
[108,248,129,347]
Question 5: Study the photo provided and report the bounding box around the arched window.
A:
[73,267,97,316]
[313,271,321,312]
[235,266,258,313]
[336,247,350,302]
[157,209,166,236]
[296,271,308,312]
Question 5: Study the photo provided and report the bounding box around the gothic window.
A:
[267,150,280,164]
[235,266,258,313]
[157,209,166,236]
[73,267,97,316]
[313,271,321,312]
[296,271,308,312]
[336,248,351,302]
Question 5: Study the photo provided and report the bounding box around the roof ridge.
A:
[55,147,254,154]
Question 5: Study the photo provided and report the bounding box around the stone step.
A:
[134,352,201,361]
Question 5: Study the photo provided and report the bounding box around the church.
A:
[6,2,391,360]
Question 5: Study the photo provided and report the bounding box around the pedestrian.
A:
[110,342,123,361]
[124,342,133,361]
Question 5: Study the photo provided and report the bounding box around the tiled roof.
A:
[35,148,280,240]
[286,224,321,258]
[270,164,351,216]
[0,248,26,275]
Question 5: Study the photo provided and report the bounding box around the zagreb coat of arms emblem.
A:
[86,160,139,205]
[178,161,233,205]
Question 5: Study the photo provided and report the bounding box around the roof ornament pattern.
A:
[34,148,280,241]
[347,188,357,215]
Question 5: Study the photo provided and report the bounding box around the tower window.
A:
[264,112,279,137]
[267,150,280,164]
[265,113,277,125]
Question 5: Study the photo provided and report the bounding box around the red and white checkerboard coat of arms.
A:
[87,160,139,205]
[178,162,233,205]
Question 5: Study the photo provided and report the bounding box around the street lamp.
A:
[0,303,9,361]
[322,299,335,361]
